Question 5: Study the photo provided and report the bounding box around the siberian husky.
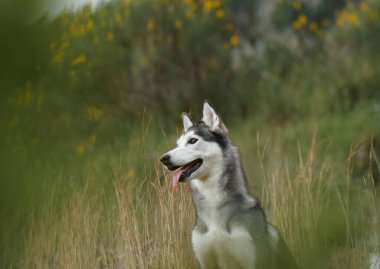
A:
[160,102,299,269]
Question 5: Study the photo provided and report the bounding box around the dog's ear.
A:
[182,113,194,131]
[202,102,228,135]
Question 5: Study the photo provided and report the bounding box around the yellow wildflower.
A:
[216,9,225,19]
[72,54,87,65]
[87,19,94,31]
[127,169,135,179]
[23,90,33,106]
[309,22,318,32]
[360,2,368,12]
[298,15,308,25]
[52,50,65,64]
[147,19,155,31]
[70,23,79,36]
[81,4,91,19]
[124,0,132,7]
[336,11,346,27]
[292,14,308,30]
[204,0,221,11]
[75,144,85,155]
[348,12,360,26]
[115,13,122,25]
[336,10,360,27]
[292,21,301,30]
[106,32,114,41]
[60,40,69,50]
[230,35,239,46]
[85,105,104,121]
[70,22,89,37]
[175,20,183,30]
[25,90,33,100]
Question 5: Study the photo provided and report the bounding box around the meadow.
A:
[2,118,379,269]
[0,0,380,268]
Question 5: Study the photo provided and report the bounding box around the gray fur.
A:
[161,102,299,269]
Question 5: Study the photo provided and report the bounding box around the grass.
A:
[18,161,197,269]
[2,119,378,269]
[1,1,380,268]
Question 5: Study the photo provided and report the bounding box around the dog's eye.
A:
[188,138,198,144]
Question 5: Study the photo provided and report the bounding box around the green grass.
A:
[1,1,380,268]
[1,116,379,269]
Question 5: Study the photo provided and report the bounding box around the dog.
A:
[160,102,299,269]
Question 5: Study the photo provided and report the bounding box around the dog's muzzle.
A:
[160,154,179,171]
[160,154,170,164]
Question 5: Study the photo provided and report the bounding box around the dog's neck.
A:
[190,144,256,209]
[191,169,225,208]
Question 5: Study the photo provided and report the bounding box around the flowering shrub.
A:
[2,0,380,159]
[273,0,377,37]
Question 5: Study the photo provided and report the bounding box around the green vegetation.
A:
[0,0,379,268]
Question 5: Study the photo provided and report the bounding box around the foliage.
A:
[2,0,380,160]
[1,0,380,268]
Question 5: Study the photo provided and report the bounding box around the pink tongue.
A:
[172,170,182,189]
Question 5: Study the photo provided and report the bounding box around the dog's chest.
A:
[192,209,256,269]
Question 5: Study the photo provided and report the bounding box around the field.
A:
[0,0,380,268]
[1,116,379,269]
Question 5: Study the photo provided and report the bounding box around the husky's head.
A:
[160,102,229,188]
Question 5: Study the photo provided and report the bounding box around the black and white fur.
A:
[160,102,299,269]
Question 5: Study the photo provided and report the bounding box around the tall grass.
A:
[18,162,197,269]
[259,135,380,269]
[8,130,380,269]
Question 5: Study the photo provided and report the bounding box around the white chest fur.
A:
[191,179,256,269]
[192,225,256,269]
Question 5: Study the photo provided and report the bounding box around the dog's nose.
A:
[160,154,170,164]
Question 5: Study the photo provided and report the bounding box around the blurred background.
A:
[0,0,379,268]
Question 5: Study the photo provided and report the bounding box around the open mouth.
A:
[172,158,203,188]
